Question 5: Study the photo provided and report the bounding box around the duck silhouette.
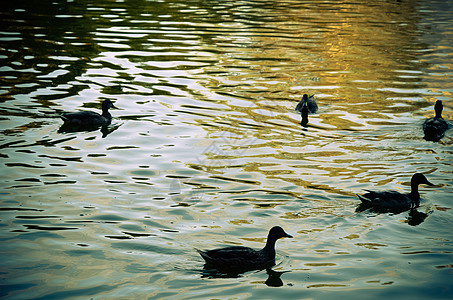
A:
[58,99,117,134]
[295,94,318,114]
[60,99,116,127]
[356,173,434,213]
[423,100,448,142]
[198,226,292,274]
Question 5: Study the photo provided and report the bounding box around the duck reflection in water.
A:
[299,100,309,128]
[58,99,120,137]
[59,122,121,138]
[197,226,292,277]
[356,173,434,215]
[265,268,290,287]
[200,266,290,287]
[406,209,431,226]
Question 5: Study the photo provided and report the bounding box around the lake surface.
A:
[1,0,452,299]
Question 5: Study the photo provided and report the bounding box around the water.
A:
[1,0,452,299]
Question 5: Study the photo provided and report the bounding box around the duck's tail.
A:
[196,248,212,263]
[356,194,371,204]
[60,114,69,122]
[355,194,373,212]
[195,248,206,256]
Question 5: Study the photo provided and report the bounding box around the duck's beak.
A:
[284,233,293,238]
[425,180,435,186]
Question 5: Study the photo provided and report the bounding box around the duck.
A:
[295,94,318,114]
[356,173,434,213]
[197,226,292,273]
[423,100,448,142]
[60,99,116,127]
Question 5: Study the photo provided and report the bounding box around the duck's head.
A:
[301,94,309,103]
[411,173,434,187]
[102,99,117,110]
[434,100,443,118]
[268,226,292,240]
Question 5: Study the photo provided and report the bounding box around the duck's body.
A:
[357,190,417,213]
[60,99,116,127]
[357,173,434,213]
[296,94,318,114]
[198,226,292,273]
[199,246,275,270]
[423,100,448,142]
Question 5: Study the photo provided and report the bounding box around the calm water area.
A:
[1,0,452,299]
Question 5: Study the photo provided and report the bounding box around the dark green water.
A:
[1,0,452,299]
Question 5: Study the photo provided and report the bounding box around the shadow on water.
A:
[264,268,290,287]
[355,204,431,226]
[58,122,122,138]
[300,115,309,129]
[406,208,431,226]
[199,258,275,278]
[200,266,289,287]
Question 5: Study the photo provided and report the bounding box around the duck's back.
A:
[423,117,448,141]
[295,95,318,114]
[199,246,271,269]
[61,111,107,125]
[306,95,318,113]
[359,190,413,211]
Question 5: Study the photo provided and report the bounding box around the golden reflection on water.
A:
[198,1,433,128]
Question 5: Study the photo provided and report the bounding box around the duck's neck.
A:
[435,104,443,118]
[435,110,442,119]
[262,237,277,257]
[409,182,420,204]
[102,107,112,119]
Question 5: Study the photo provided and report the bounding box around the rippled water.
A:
[1,0,452,299]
